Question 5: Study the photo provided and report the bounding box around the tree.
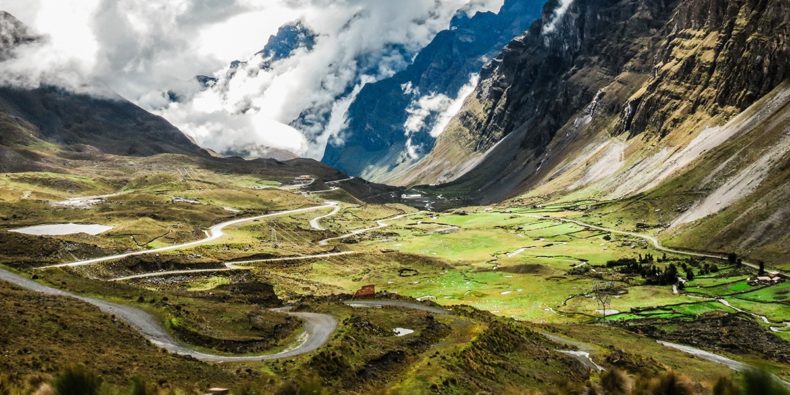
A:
[727,253,738,265]
[758,261,766,276]
[592,282,616,320]
[685,268,695,281]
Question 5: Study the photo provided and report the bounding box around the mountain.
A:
[0,12,351,185]
[195,21,317,91]
[0,11,37,60]
[321,0,545,180]
[256,21,316,63]
[397,0,788,262]
[0,11,208,162]
[0,86,210,158]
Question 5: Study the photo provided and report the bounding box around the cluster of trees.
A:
[606,257,679,285]
[606,253,724,286]
[698,262,721,275]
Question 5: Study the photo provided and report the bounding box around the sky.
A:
[0,0,504,158]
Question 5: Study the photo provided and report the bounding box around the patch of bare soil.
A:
[496,263,548,274]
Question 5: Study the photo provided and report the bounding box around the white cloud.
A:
[543,0,574,34]
[0,0,502,159]
[403,73,480,140]
[429,73,479,137]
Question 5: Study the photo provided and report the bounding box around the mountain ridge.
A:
[321,0,545,179]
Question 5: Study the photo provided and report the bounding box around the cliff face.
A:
[405,0,788,196]
[403,0,789,262]
[321,0,545,179]
[620,0,788,138]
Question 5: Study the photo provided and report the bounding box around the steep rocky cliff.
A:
[321,0,545,179]
[401,0,788,262]
[403,0,787,192]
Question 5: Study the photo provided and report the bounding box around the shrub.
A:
[53,366,102,395]
[713,376,738,395]
[633,371,694,395]
[600,369,629,395]
[741,368,790,395]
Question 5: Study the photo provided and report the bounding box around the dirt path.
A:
[318,213,414,246]
[0,268,336,362]
[109,251,362,282]
[538,215,784,276]
[309,201,341,230]
[658,341,790,387]
[325,176,355,185]
[344,299,449,315]
[38,203,336,269]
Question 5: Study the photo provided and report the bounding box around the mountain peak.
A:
[256,21,317,62]
[0,11,38,59]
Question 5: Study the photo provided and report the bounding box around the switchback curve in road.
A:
[39,203,336,270]
[0,268,337,362]
[309,201,341,230]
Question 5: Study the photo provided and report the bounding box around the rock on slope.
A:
[398,0,788,262]
[321,0,545,180]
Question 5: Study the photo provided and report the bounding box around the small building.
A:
[749,276,783,285]
[205,388,229,395]
[401,193,422,199]
[353,284,375,298]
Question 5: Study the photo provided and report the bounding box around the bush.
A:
[633,371,694,395]
[713,376,738,395]
[600,369,629,395]
[53,366,102,395]
[741,368,790,395]
[275,375,326,395]
[127,378,154,395]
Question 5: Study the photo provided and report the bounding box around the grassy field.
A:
[1,160,787,393]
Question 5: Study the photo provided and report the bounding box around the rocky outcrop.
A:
[621,0,789,137]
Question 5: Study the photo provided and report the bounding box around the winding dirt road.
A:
[539,215,784,276]
[39,203,337,270]
[309,201,340,230]
[318,213,413,246]
[109,251,361,282]
[0,268,462,362]
[0,267,337,362]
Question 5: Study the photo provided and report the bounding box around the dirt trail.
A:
[318,213,414,246]
[38,203,336,269]
[0,268,336,362]
[109,251,361,282]
[309,201,341,230]
[536,215,784,276]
